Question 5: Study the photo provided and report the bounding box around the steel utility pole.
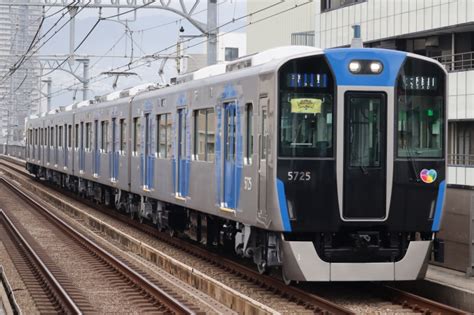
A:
[207,0,218,66]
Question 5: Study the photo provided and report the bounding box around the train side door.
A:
[176,108,186,197]
[258,97,268,217]
[343,92,387,219]
[111,117,119,181]
[142,113,154,190]
[94,120,100,176]
[79,122,84,172]
[220,101,238,209]
[64,124,68,168]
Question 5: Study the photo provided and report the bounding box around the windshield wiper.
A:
[405,145,420,182]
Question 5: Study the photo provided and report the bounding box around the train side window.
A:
[206,109,215,162]
[75,124,79,149]
[120,119,126,154]
[101,120,109,153]
[261,109,267,160]
[193,109,204,160]
[50,127,54,147]
[246,103,253,164]
[133,117,139,154]
[58,126,63,148]
[85,122,91,150]
[67,125,71,148]
[193,108,215,162]
[157,113,170,158]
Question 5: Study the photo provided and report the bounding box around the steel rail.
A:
[382,285,469,315]
[0,209,82,315]
[0,176,196,315]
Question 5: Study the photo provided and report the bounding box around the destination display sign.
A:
[401,75,438,91]
[287,73,328,88]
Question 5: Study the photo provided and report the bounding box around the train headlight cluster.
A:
[348,61,362,73]
[348,60,384,74]
[370,61,383,74]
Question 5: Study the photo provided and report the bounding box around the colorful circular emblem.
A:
[420,169,437,184]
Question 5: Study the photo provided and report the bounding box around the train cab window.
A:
[120,119,126,154]
[347,94,384,167]
[278,56,334,158]
[246,103,253,164]
[397,58,445,158]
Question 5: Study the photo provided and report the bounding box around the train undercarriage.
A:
[27,165,285,279]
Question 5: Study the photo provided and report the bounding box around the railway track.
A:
[0,209,85,314]
[0,156,470,314]
[0,173,199,314]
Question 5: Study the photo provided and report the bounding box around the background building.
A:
[246,0,315,54]
[184,32,247,73]
[0,1,41,145]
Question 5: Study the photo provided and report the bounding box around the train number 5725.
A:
[287,171,311,181]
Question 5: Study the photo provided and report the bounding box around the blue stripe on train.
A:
[276,179,292,232]
[432,180,446,232]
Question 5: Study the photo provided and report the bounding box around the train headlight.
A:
[370,61,383,74]
[349,61,362,73]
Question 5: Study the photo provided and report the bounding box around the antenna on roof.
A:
[351,24,363,48]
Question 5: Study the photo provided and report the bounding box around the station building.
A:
[247,0,474,276]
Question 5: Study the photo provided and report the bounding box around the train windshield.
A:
[397,58,445,158]
[278,56,334,158]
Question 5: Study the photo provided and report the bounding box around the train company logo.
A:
[420,169,437,184]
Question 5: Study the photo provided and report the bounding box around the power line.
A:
[33,1,310,106]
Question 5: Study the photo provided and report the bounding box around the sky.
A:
[38,0,248,110]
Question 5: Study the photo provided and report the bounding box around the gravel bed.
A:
[0,242,39,314]
[1,168,314,313]
[0,186,144,314]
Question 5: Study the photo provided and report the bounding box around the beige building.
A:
[246,0,315,54]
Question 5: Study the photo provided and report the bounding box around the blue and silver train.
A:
[26,46,447,282]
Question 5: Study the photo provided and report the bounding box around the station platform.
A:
[394,265,474,312]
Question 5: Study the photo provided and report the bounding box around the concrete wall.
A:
[434,187,473,274]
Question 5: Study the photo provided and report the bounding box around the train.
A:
[25,46,447,282]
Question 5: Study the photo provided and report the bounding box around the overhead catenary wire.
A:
[30,0,310,106]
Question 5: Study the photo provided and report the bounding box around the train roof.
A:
[29,46,446,120]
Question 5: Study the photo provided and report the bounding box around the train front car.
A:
[278,48,447,282]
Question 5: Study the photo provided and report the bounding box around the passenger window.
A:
[120,119,126,154]
[157,113,173,158]
[101,120,109,152]
[133,117,140,154]
[75,124,79,149]
[67,125,72,148]
[194,109,215,161]
[246,103,253,164]
[261,109,267,160]
[85,123,91,150]
[58,126,63,147]
[50,127,53,147]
